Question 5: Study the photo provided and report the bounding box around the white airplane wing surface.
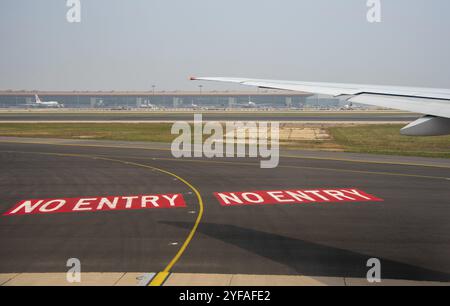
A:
[191,77,450,136]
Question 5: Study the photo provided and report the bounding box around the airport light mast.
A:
[149,84,156,106]
[198,85,203,106]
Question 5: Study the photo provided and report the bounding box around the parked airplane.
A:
[341,102,353,111]
[139,100,158,109]
[33,94,62,108]
[233,100,257,109]
[185,102,201,110]
[233,97,274,109]
[191,77,450,136]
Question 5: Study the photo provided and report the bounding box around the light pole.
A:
[150,85,156,106]
[197,85,203,106]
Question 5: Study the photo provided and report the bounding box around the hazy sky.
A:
[0,0,449,91]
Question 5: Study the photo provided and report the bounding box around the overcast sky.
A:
[0,0,449,91]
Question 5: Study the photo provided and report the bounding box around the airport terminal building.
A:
[0,90,344,109]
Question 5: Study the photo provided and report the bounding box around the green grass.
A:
[0,123,448,158]
[0,123,176,143]
[328,124,450,158]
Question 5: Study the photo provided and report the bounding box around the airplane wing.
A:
[190,77,450,136]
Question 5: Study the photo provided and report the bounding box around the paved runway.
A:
[0,111,418,122]
[0,139,449,284]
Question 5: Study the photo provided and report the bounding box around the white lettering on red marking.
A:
[214,188,382,206]
[3,193,186,216]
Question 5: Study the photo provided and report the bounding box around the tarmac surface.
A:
[0,137,449,285]
[0,111,419,122]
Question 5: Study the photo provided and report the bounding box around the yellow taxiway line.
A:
[0,150,205,287]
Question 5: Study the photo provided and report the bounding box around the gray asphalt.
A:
[0,140,449,281]
[0,112,418,122]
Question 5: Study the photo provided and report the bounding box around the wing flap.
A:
[349,94,450,118]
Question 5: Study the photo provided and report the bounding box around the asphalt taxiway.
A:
[0,111,418,123]
[0,137,449,285]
